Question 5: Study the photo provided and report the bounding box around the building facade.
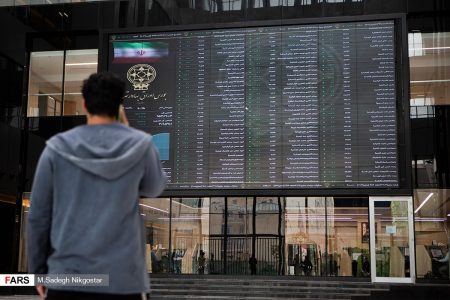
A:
[0,0,449,284]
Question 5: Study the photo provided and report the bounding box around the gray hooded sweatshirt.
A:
[27,123,166,294]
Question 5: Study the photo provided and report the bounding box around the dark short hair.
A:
[82,72,125,118]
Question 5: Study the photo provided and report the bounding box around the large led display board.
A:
[106,17,408,194]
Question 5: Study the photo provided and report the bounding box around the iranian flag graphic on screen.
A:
[112,41,168,64]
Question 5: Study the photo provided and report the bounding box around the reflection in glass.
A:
[409,32,450,107]
[222,0,242,11]
[409,32,450,281]
[20,194,439,280]
[285,197,326,276]
[227,197,252,235]
[256,197,279,234]
[64,49,98,115]
[140,197,170,274]
[285,197,370,277]
[168,197,226,274]
[28,51,64,116]
[409,31,449,190]
[18,193,31,272]
[170,197,206,274]
[374,201,410,278]
[255,197,281,275]
[210,197,225,235]
[28,49,98,117]
[327,198,369,277]
[208,197,225,274]
[227,197,252,275]
[414,189,450,279]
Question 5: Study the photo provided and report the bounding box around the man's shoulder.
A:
[50,124,151,140]
[45,124,152,158]
[47,124,86,142]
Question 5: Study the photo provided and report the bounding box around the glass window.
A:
[170,197,225,274]
[63,49,98,115]
[282,0,295,6]
[27,49,98,117]
[414,189,450,279]
[255,197,280,275]
[18,193,31,272]
[253,0,265,8]
[28,51,64,117]
[208,197,225,274]
[227,197,252,275]
[140,197,170,274]
[374,200,411,278]
[228,197,252,235]
[285,197,326,276]
[210,197,225,235]
[270,0,282,6]
[327,197,369,277]
[222,0,242,10]
[409,32,450,107]
[409,32,449,189]
[255,197,279,235]
[170,197,205,274]
[285,196,369,277]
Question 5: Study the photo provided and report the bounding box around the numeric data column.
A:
[341,24,359,187]
[174,32,210,188]
[318,23,359,187]
[267,29,283,188]
[194,33,210,188]
[208,30,246,188]
[281,26,320,188]
[245,28,282,188]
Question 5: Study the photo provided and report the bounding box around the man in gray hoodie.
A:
[27,72,167,300]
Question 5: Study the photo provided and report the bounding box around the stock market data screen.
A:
[108,20,399,191]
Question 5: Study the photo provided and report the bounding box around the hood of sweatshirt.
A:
[46,123,152,180]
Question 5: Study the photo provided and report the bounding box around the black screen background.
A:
[107,19,403,193]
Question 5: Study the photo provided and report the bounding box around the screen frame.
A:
[100,13,411,197]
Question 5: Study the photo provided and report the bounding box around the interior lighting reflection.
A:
[286,213,377,216]
[139,203,168,214]
[408,46,450,51]
[415,217,447,222]
[286,217,352,221]
[380,217,446,222]
[169,199,199,210]
[65,62,98,66]
[414,192,433,214]
[158,216,205,221]
[380,218,408,221]
[411,79,450,83]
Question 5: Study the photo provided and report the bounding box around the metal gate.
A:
[204,236,283,275]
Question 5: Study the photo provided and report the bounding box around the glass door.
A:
[369,196,415,283]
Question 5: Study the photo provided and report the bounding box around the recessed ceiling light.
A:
[65,62,98,66]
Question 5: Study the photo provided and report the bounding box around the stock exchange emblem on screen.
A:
[127,64,156,91]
